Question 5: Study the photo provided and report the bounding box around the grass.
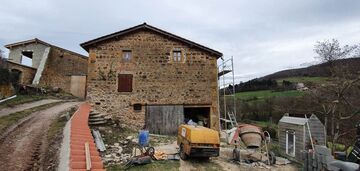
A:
[47,106,77,140]
[327,142,353,156]
[190,159,224,171]
[276,76,329,84]
[106,160,180,171]
[0,101,63,133]
[248,120,275,127]
[0,94,47,108]
[235,90,304,101]
[149,134,177,147]
[100,126,136,145]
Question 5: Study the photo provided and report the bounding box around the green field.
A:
[235,90,304,101]
[276,76,329,84]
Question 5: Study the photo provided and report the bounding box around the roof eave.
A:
[80,23,223,58]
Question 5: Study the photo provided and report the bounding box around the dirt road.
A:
[0,99,62,117]
[0,101,80,171]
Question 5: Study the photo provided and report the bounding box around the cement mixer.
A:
[227,124,275,165]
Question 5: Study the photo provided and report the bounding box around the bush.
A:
[263,125,277,140]
[269,143,281,156]
[0,68,11,85]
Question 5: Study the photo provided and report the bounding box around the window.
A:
[172,50,182,62]
[133,104,142,111]
[21,51,33,67]
[122,50,132,62]
[286,130,296,157]
[118,74,133,92]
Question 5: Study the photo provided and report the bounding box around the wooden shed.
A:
[278,114,326,161]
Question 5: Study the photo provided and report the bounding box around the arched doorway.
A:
[11,69,22,85]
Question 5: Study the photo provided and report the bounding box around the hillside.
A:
[261,57,360,80]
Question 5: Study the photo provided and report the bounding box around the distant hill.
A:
[261,57,360,80]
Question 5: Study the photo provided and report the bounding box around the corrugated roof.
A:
[279,116,308,125]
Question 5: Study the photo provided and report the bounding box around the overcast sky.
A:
[1,0,359,82]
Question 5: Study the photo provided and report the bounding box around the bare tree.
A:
[0,49,8,69]
[313,39,360,151]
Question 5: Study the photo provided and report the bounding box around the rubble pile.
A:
[101,135,137,165]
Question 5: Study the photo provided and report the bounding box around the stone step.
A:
[89,114,106,119]
[89,117,106,122]
[89,120,108,126]
[90,112,101,115]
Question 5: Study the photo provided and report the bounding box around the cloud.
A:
[1,0,359,81]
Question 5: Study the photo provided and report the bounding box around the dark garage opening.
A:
[184,107,210,127]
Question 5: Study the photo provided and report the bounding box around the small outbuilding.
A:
[278,114,326,161]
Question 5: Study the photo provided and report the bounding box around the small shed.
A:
[278,114,326,161]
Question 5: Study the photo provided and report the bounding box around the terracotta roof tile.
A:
[69,103,104,170]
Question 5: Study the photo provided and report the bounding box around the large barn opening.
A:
[184,107,210,128]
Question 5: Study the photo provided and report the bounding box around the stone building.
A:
[81,23,222,134]
[5,38,88,98]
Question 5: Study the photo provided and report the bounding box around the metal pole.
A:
[231,56,236,118]
[217,65,221,132]
[223,62,227,130]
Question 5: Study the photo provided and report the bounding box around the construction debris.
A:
[92,130,106,152]
[153,151,167,160]
[275,157,291,165]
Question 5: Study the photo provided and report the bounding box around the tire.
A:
[146,147,155,159]
[179,144,188,160]
[233,148,240,161]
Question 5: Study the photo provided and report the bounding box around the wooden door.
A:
[146,105,184,135]
[70,75,87,99]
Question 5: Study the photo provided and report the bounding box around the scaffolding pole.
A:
[218,57,237,130]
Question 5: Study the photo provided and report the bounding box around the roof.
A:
[279,116,308,125]
[5,38,88,59]
[80,23,223,58]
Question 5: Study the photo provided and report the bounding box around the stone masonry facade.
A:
[39,46,88,92]
[5,39,88,94]
[7,61,37,85]
[85,28,220,131]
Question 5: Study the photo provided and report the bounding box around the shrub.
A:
[263,125,277,140]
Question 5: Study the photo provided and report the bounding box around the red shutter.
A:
[118,74,133,92]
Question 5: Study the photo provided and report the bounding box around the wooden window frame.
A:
[285,130,296,157]
[117,74,133,92]
[122,50,132,62]
[172,50,184,62]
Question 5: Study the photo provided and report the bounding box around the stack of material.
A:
[153,151,167,160]
[89,110,109,126]
[92,130,106,152]
[302,145,359,171]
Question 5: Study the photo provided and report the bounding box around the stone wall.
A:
[7,61,37,85]
[7,43,48,68]
[0,84,15,99]
[39,47,88,93]
[87,30,219,130]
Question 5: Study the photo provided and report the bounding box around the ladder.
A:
[228,111,238,128]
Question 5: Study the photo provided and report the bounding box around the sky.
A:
[1,0,360,83]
